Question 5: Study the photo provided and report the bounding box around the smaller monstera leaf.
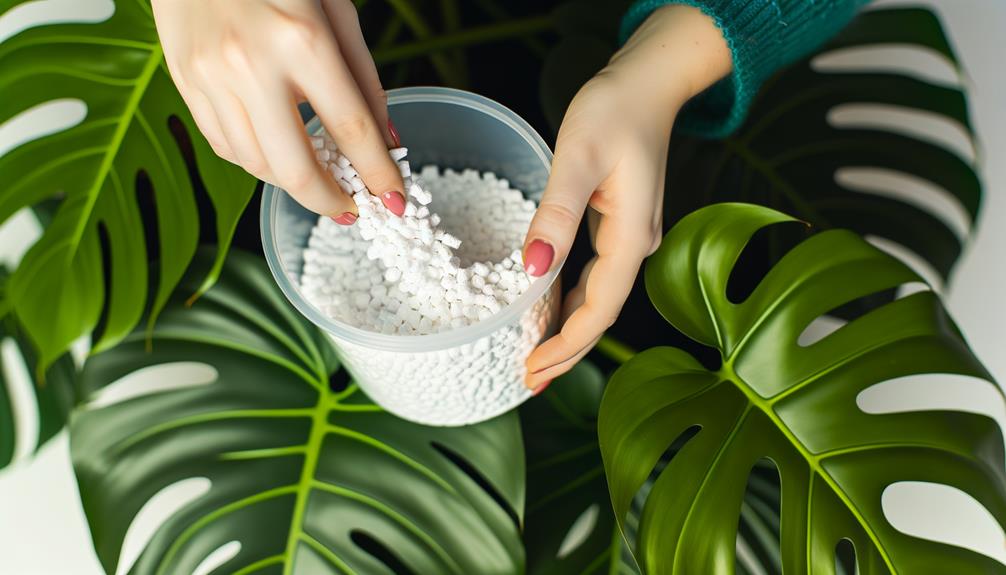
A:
[71,250,525,575]
[0,0,256,374]
[598,203,1006,574]
[522,360,638,575]
[0,265,77,471]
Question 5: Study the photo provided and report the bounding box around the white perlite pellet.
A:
[295,131,557,426]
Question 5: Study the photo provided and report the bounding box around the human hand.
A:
[523,5,733,392]
[151,0,405,222]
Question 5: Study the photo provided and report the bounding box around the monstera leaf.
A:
[539,7,979,287]
[522,360,638,575]
[0,0,256,372]
[71,250,525,574]
[598,203,1006,574]
[0,266,77,471]
[666,7,979,282]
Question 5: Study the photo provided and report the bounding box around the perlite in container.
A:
[261,87,561,427]
[299,132,557,425]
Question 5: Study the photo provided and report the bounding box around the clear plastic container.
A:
[261,87,561,426]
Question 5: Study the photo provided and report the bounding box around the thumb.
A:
[523,143,607,277]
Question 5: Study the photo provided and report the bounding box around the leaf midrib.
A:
[718,362,898,572]
[66,44,162,257]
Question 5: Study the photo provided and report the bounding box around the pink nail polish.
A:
[382,191,406,217]
[332,212,358,225]
[532,379,553,396]
[388,118,401,147]
[523,240,554,277]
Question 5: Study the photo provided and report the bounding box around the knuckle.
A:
[276,15,325,50]
[329,115,370,145]
[536,201,582,232]
[219,34,250,71]
[278,164,319,191]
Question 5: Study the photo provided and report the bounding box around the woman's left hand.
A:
[522,5,733,392]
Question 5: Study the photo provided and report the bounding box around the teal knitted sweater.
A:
[620,0,871,137]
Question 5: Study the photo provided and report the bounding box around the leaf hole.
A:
[556,503,600,559]
[0,98,87,157]
[92,221,114,343]
[726,221,811,305]
[812,46,960,87]
[835,538,858,575]
[431,441,521,532]
[134,169,161,268]
[797,282,929,347]
[827,103,975,164]
[834,167,972,242]
[327,366,351,393]
[191,540,241,575]
[167,115,263,256]
[736,458,782,574]
[350,530,416,575]
[167,115,218,248]
[628,425,702,549]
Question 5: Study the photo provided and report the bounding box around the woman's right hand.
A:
[151,0,406,222]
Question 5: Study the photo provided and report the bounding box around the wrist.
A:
[609,4,732,110]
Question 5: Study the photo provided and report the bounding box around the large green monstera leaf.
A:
[71,250,525,574]
[598,203,1006,574]
[0,266,77,470]
[0,0,256,372]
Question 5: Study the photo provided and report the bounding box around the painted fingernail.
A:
[523,240,554,277]
[382,191,406,217]
[388,118,401,147]
[532,379,553,396]
[332,212,357,225]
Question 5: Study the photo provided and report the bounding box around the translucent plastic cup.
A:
[261,87,561,426]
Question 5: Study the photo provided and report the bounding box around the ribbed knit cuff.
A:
[619,0,784,138]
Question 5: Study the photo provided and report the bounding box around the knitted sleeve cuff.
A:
[620,1,869,138]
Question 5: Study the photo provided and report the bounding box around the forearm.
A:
[620,0,872,136]
[609,5,732,108]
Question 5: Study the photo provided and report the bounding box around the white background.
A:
[1,0,1005,573]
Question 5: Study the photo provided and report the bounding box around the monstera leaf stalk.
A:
[70,250,526,574]
[599,203,1006,574]
[0,0,257,374]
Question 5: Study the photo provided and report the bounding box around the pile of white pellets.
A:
[299,131,538,335]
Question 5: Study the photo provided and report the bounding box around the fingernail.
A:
[531,379,553,396]
[332,212,357,225]
[382,191,406,217]
[388,118,401,147]
[523,240,554,277]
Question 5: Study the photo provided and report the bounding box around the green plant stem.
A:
[377,15,405,49]
[384,0,465,87]
[373,15,553,65]
[595,334,637,365]
[439,0,468,85]
[471,0,549,57]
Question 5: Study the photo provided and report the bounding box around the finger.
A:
[243,81,357,219]
[525,225,649,386]
[202,87,273,183]
[522,139,609,278]
[179,86,236,163]
[321,0,396,147]
[292,33,406,216]
[526,166,662,388]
